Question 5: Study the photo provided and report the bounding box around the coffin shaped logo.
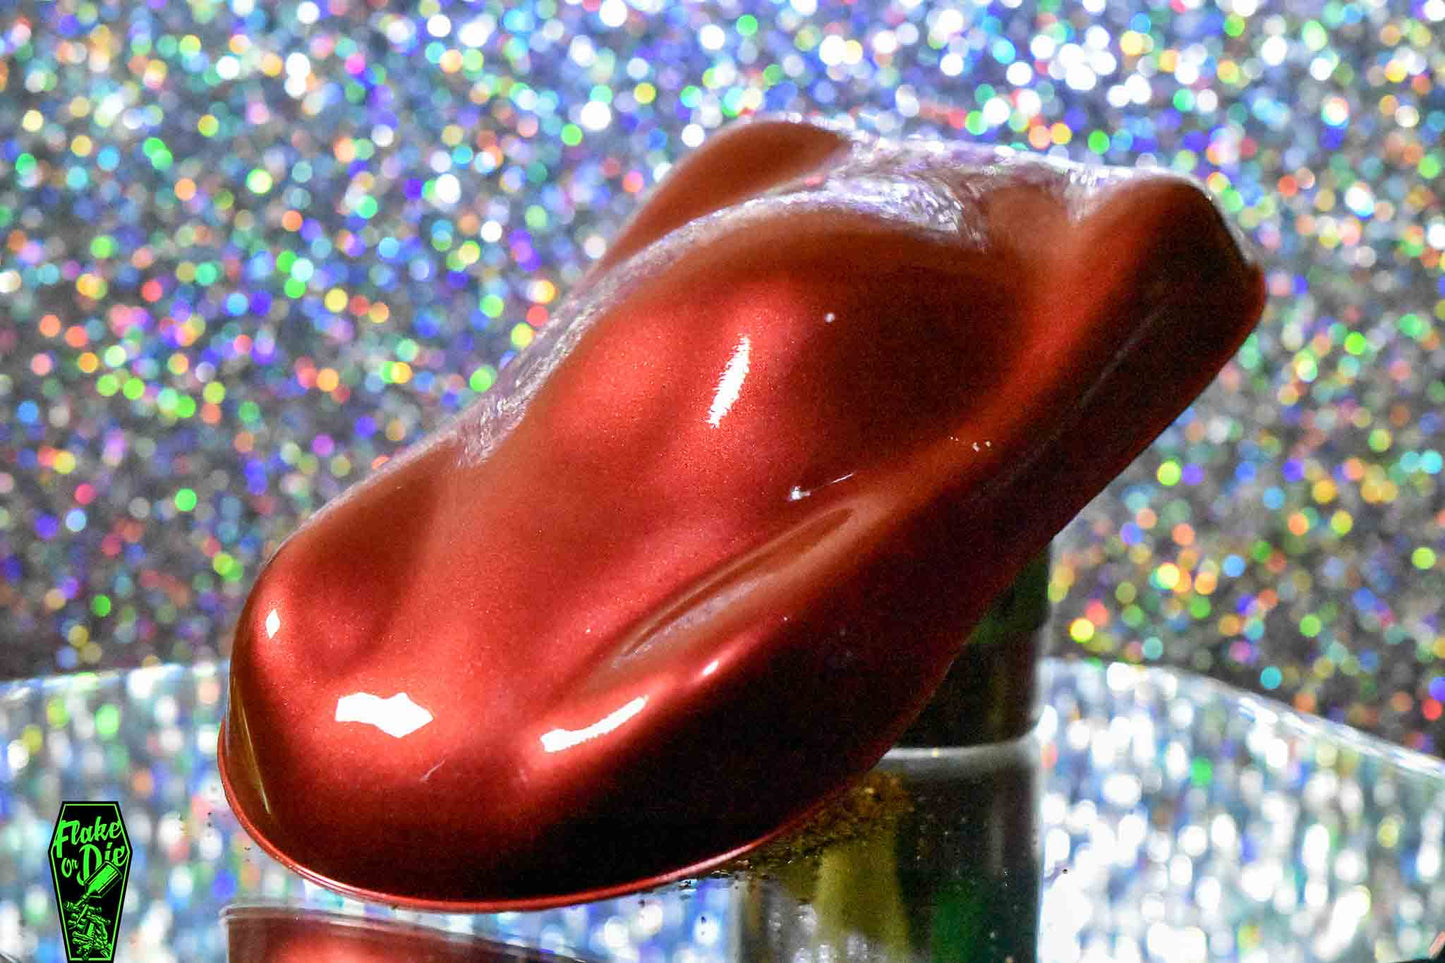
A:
[48,801,131,962]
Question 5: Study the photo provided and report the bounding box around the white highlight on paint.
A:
[264,608,281,639]
[787,471,856,502]
[706,335,751,428]
[541,696,648,754]
[335,692,434,738]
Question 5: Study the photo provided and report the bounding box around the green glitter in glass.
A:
[174,489,197,512]
[95,704,120,739]
[1189,758,1212,787]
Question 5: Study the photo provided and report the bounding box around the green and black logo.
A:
[48,801,131,962]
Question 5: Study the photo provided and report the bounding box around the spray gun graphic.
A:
[76,860,122,902]
[64,861,122,959]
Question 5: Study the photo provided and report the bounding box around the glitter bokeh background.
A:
[0,0,1441,752]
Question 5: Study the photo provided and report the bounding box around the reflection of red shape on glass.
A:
[223,906,579,963]
[220,117,1266,909]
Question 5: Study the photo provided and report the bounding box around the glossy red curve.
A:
[219,117,1266,908]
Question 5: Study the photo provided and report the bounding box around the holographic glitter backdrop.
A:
[0,0,1441,752]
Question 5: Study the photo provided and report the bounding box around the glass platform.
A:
[2,658,1442,962]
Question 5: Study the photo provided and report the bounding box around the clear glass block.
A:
[3,657,1442,961]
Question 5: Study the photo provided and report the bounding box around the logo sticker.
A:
[48,801,131,963]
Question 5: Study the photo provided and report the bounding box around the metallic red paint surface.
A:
[219,117,1266,908]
